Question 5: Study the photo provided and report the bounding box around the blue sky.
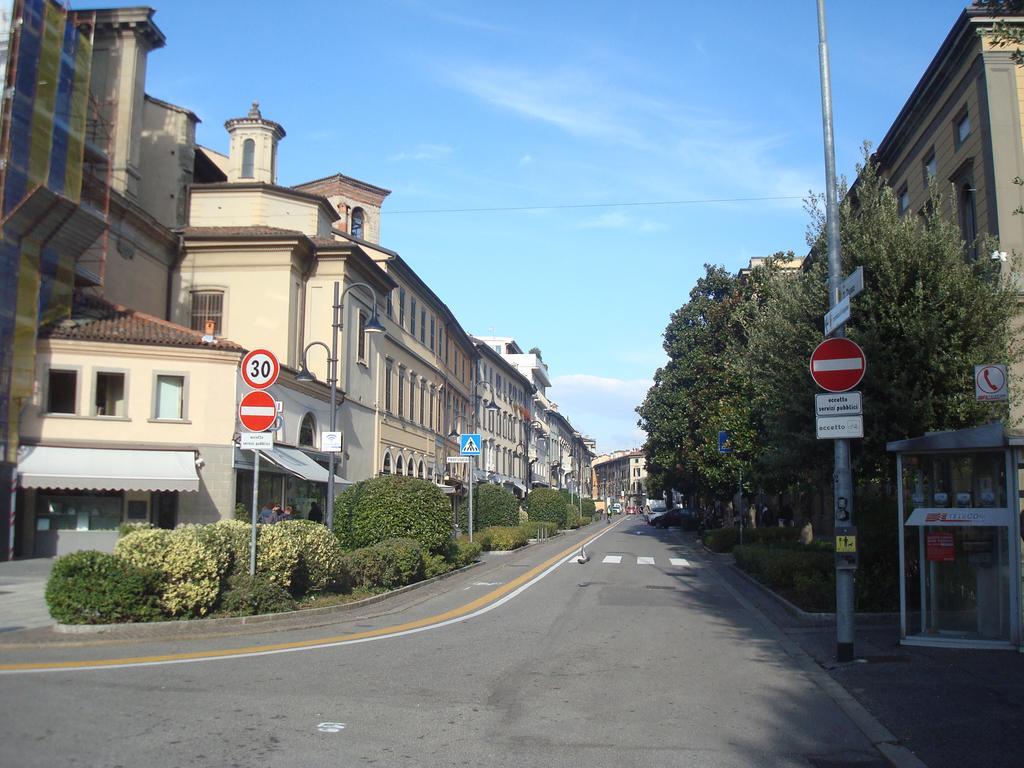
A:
[77,0,970,453]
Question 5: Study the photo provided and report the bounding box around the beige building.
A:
[473,339,533,498]
[593,450,645,510]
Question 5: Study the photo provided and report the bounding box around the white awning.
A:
[17,446,200,492]
[237,446,350,487]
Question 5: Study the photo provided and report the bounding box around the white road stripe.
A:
[637,556,655,565]
[602,555,622,564]
[812,357,863,372]
[669,558,690,567]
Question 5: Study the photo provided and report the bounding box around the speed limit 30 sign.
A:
[241,349,280,390]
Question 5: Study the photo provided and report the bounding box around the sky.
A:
[76,0,972,453]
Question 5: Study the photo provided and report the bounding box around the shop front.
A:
[887,423,1023,650]
[233,445,350,519]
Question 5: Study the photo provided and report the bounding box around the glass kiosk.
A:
[888,423,1022,650]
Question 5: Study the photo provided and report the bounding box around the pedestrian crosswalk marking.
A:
[602,555,622,564]
[670,558,690,567]
[595,556,696,567]
[637,556,655,565]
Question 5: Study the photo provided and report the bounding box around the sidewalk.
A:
[703,541,1024,768]
[0,557,56,634]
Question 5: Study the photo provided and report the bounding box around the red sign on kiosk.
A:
[810,338,866,393]
[926,531,956,562]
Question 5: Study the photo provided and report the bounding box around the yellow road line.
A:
[0,521,621,672]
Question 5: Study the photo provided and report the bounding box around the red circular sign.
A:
[240,349,280,390]
[239,390,277,432]
[810,338,866,393]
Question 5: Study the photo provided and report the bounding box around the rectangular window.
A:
[419,384,425,426]
[357,311,367,362]
[411,299,417,336]
[897,185,910,216]
[399,288,406,327]
[94,371,125,417]
[398,369,405,417]
[190,290,223,335]
[419,310,426,344]
[430,316,435,351]
[956,111,971,148]
[385,364,393,412]
[923,150,936,186]
[386,289,393,318]
[429,388,435,431]
[154,375,185,420]
[409,374,416,422]
[46,369,77,414]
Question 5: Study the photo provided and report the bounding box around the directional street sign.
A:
[446,456,470,464]
[240,348,280,390]
[823,295,851,337]
[718,430,732,454]
[239,390,278,432]
[841,266,864,300]
[810,338,866,393]
[459,433,482,456]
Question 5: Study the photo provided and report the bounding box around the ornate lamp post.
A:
[296,281,384,531]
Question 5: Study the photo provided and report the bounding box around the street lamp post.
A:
[296,281,384,532]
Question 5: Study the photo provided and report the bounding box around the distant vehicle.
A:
[651,507,698,529]
[610,502,622,515]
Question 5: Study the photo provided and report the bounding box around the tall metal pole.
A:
[249,450,260,575]
[326,281,339,532]
[816,0,855,663]
[468,454,474,543]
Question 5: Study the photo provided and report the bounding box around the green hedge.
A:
[475,526,529,551]
[334,475,451,553]
[115,527,222,617]
[45,550,163,624]
[582,499,596,517]
[344,538,425,590]
[525,488,567,527]
[275,519,346,592]
[703,526,801,553]
[218,573,296,616]
[464,484,520,531]
[733,543,835,612]
[523,520,558,539]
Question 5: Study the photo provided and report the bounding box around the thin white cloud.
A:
[548,373,651,453]
[389,143,454,162]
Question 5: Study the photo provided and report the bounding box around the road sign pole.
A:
[817,0,855,663]
[468,455,474,543]
[249,449,260,576]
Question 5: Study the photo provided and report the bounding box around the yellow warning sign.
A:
[835,535,857,553]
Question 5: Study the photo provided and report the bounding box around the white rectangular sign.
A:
[823,295,851,336]
[816,415,864,439]
[815,392,862,417]
[240,432,273,450]
[841,266,864,299]
[322,431,343,452]
[446,456,470,464]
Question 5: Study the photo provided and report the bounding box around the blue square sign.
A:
[459,433,482,456]
[718,431,732,454]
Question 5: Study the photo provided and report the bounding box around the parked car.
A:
[651,507,698,529]
[610,503,622,515]
[645,500,667,524]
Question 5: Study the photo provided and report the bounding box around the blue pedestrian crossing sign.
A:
[718,431,732,454]
[459,433,482,456]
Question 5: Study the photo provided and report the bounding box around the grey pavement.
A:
[0,556,55,633]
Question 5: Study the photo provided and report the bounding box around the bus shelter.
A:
[887,423,1022,650]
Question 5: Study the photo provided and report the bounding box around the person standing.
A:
[258,501,275,525]
[308,501,323,524]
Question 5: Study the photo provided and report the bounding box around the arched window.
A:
[351,207,365,239]
[407,456,415,477]
[382,452,392,475]
[396,455,404,475]
[298,413,316,447]
[241,138,255,178]
[418,460,425,479]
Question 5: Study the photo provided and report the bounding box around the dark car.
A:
[651,507,698,529]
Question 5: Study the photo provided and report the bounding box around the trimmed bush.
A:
[525,488,568,527]
[423,552,456,579]
[733,543,835,612]
[218,573,296,616]
[581,499,596,518]
[580,515,593,525]
[115,527,221,617]
[45,550,163,624]
[118,521,154,538]
[191,519,251,580]
[345,538,425,590]
[564,503,581,529]
[334,475,451,553]
[523,520,558,539]
[702,525,801,553]
[276,519,346,592]
[480,526,528,551]
[446,538,482,567]
[254,523,303,592]
[470,484,520,530]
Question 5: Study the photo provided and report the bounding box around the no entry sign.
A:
[810,338,866,393]
[239,390,278,432]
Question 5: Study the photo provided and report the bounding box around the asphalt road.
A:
[0,519,890,767]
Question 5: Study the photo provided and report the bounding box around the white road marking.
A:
[317,722,346,733]
[463,581,503,589]
[637,556,656,565]
[670,558,691,567]
[602,555,622,564]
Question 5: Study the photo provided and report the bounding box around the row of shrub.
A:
[732,542,835,612]
[702,525,801,553]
